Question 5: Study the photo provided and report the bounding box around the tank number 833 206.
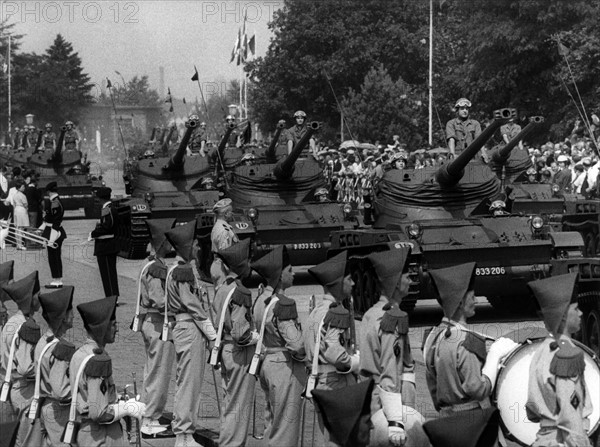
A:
[475,267,506,276]
[292,243,322,250]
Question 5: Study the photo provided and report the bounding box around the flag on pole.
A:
[191,67,199,81]
[166,87,173,112]
[236,28,242,66]
[558,41,569,57]
[183,98,186,104]
[230,30,240,64]
[248,33,256,56]
[106,78,113,88]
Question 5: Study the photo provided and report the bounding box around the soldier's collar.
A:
[84,336,100,349]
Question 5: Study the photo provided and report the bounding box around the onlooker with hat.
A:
[33,286,76,446]
[69,296,146,446]
[445,97,482,157]
[41,181,66,288]
[90,187,120,302]
[422,263,517,447]
[251,246,306,447]
[164,221,216,447]
[0,271,42,447]
[210,198,239,287]
[554,154,572,192]
[211,238,257,446]
[304,251,359,446]
[361,248,430,447]
[137,219,176,439]
[526,273,592,447]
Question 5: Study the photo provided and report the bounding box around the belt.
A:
[175,313,193,322]
[264,347,287,355]
[439,401,483,416]
[317,364,339,374]
[145,312,174,321]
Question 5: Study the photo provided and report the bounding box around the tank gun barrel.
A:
[35,130,43,149]
[273,121,321,180]
[492,116,544,164]
[158,127,168,145]
[215,122,237,161]
[162,120,197,171]
[53,126,66,162]
[436,108,516,186]
[149,127,157,143]
[265,120,287,160]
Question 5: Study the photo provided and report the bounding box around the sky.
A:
[3,1,282,103]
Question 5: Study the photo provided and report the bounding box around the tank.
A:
[489,118,600,258]
[115,119,225,259]
[197,120,360,267]
[10,126,104,218]
[327,109,599,317]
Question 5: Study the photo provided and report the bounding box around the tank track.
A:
[115,200,151,259]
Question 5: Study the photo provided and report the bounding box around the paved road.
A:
[1,217,540,446]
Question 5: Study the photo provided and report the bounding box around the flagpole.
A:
[193,66,210,121]
[428,0,433,146]
[8,34,11,135]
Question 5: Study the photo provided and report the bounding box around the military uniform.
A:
[210,210,239,287]
[500,122,521,142]
[287,124,312,156]
[42,185,66,286]
[251,246,306,446]
[64,129,79,151]
[139,257,175,433]
[526,273,593,447]
[164,222,216,445]
[0,271,42,447]
[445,118,482,155]
[92,196,120,298]
[0,261,14,331]
[42,131,56,151]
[189,127,207,155]
[212,277,256,446]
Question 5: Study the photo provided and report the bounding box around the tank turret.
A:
[163,120,197,171]
[435,108,516,186]
[265,120,287,161]
[273,121,321,180]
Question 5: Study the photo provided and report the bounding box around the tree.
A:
[36,34,94,125]
[247,0,429,133]
[341,66,427,147]
[97,75,161,106]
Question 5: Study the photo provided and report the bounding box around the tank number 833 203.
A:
[292,243,322,250]
[475,267,506,276]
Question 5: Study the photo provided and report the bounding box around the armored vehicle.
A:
[486,117,600,258]
[196,120,359,267]
[115,120,236,259]
[10,126,104,218]
[327,109,598,322]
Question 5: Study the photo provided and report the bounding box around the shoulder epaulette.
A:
[18,318,41,344]
[380,306,408,335]
[323,304,350,329]
[52,339,76,362]
[171,264,194,283]
[273,294,298,320]
[231,286,252,307]
[462,332,487,362]
[147,261,167,280]
[84,350,113,378]
[550,339,585,378]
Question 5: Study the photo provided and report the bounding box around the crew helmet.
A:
[189,114,200,122]
[65,120,74,126]
[454,98,472,109]
[293,110,307,118]
[45,123,52,129]
[241,153,256,162]
[489,200,507,212]
[526,167,537,176]
[225,115,235,121]
[315,187,328,197]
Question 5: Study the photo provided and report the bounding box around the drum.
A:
[494,337,600,446]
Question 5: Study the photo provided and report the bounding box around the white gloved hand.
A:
[339,351,360,374]
[389,425,407,447]
[123,398,146,420]
[481,337,518,386]
[488,337,519,359]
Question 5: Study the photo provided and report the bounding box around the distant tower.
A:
[159,66,165,98]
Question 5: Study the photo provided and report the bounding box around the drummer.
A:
[422,263,517,446]
[526,273,593,447]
